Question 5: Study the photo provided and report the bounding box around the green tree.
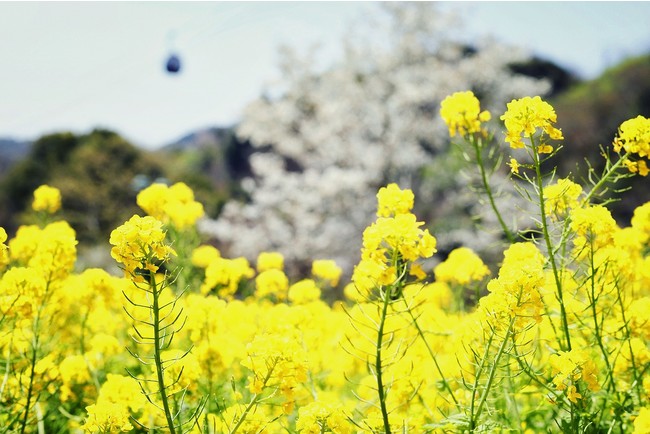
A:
[0,129,164,243]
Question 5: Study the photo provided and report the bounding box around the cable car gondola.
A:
[165,53,181,74]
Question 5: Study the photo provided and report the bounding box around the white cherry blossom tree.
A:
[200,2,550,276]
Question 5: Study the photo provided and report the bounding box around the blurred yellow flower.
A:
[32,184,61,214]
[312,259,342,286]
[439,90,491,138]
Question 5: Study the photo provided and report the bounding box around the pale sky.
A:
[1,1,649,149]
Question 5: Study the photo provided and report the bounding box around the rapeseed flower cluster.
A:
[543,178,583,219]
[351,183,436,298]
[109,214,175,281]
[434,247,490,286]
[137,181,205,229]
[614,115,650,176]
[439,90,491,138]
[32,184,62,214]
[549,350,600,403]
[2,94,650,433]
[479,242,546,329]
[500,95,563,151]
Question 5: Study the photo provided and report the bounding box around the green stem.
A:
[586,245,614,393]
[470,317,515,431]
[614,280,643,403]
[19,334,39,434]
[400,297,459,408]
[472,135,515,243]
[510,334,562,401]
[230,359,277,434]
[376,286,393,434]
[468,328,494,431]
[583,153,627,204]
[19,280,51,434]
[150,274,177,434]
[531,140,571,351]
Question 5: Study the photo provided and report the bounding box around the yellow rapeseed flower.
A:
[543,178,583,219]
[32,184,61,214]
[257,251,284,272]
[81,402,133,432]
[296,399,352,434]
[96,374,146,412]
[439,90,491,138]
[200,256,254,298]
[376,183,415,217]
[549,349,600,398]
[190,244,221,268]
[288,279,322,304]
[613,115,650,158]
[137,182,205,229]
[508,158,520,174]
[480,242,546,328]
[0,227,8,268]
[570,205,618,256]
[109,215,175,281]
[500,96,563,150]
[255,268,289,300]
[634,407,650,434]
[311,259,342,286]
[434,247,490,286]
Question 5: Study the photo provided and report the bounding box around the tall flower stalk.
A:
[109,215,190,433]
[440,91,515,243]
[348,183,438,433]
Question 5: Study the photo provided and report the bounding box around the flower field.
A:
[1,93,650,433]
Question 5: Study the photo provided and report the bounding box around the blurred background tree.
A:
[0,130,164,243]
[0,3,647,278]
[198,2,552,277]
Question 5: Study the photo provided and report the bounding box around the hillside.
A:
[550,53,650,222]
[0,138,31,176]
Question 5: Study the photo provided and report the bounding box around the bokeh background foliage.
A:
[0,2,648,275]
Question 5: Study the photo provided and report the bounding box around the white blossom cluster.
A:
[199,3,551,276]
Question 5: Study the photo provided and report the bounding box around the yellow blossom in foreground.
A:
[8,221,78,282]
[32,184,61,213]
[296,399,352,434]
[480,242,545,328]
[631,201,650,244]
[613,115,650,158]
[109,215,175,281]
[0,266,47,318]
[500,96,563,150]
[635,407,650,434]
[439,90,491,138]
[570,205,618,255]
[624,159,650,176]
[549,349,600,397]
[81,402,133,433]
[543,178,583,219]
[96,374,145,412]
[376,183,414,217]
[508,158,520,174]
[241,330,309,408]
